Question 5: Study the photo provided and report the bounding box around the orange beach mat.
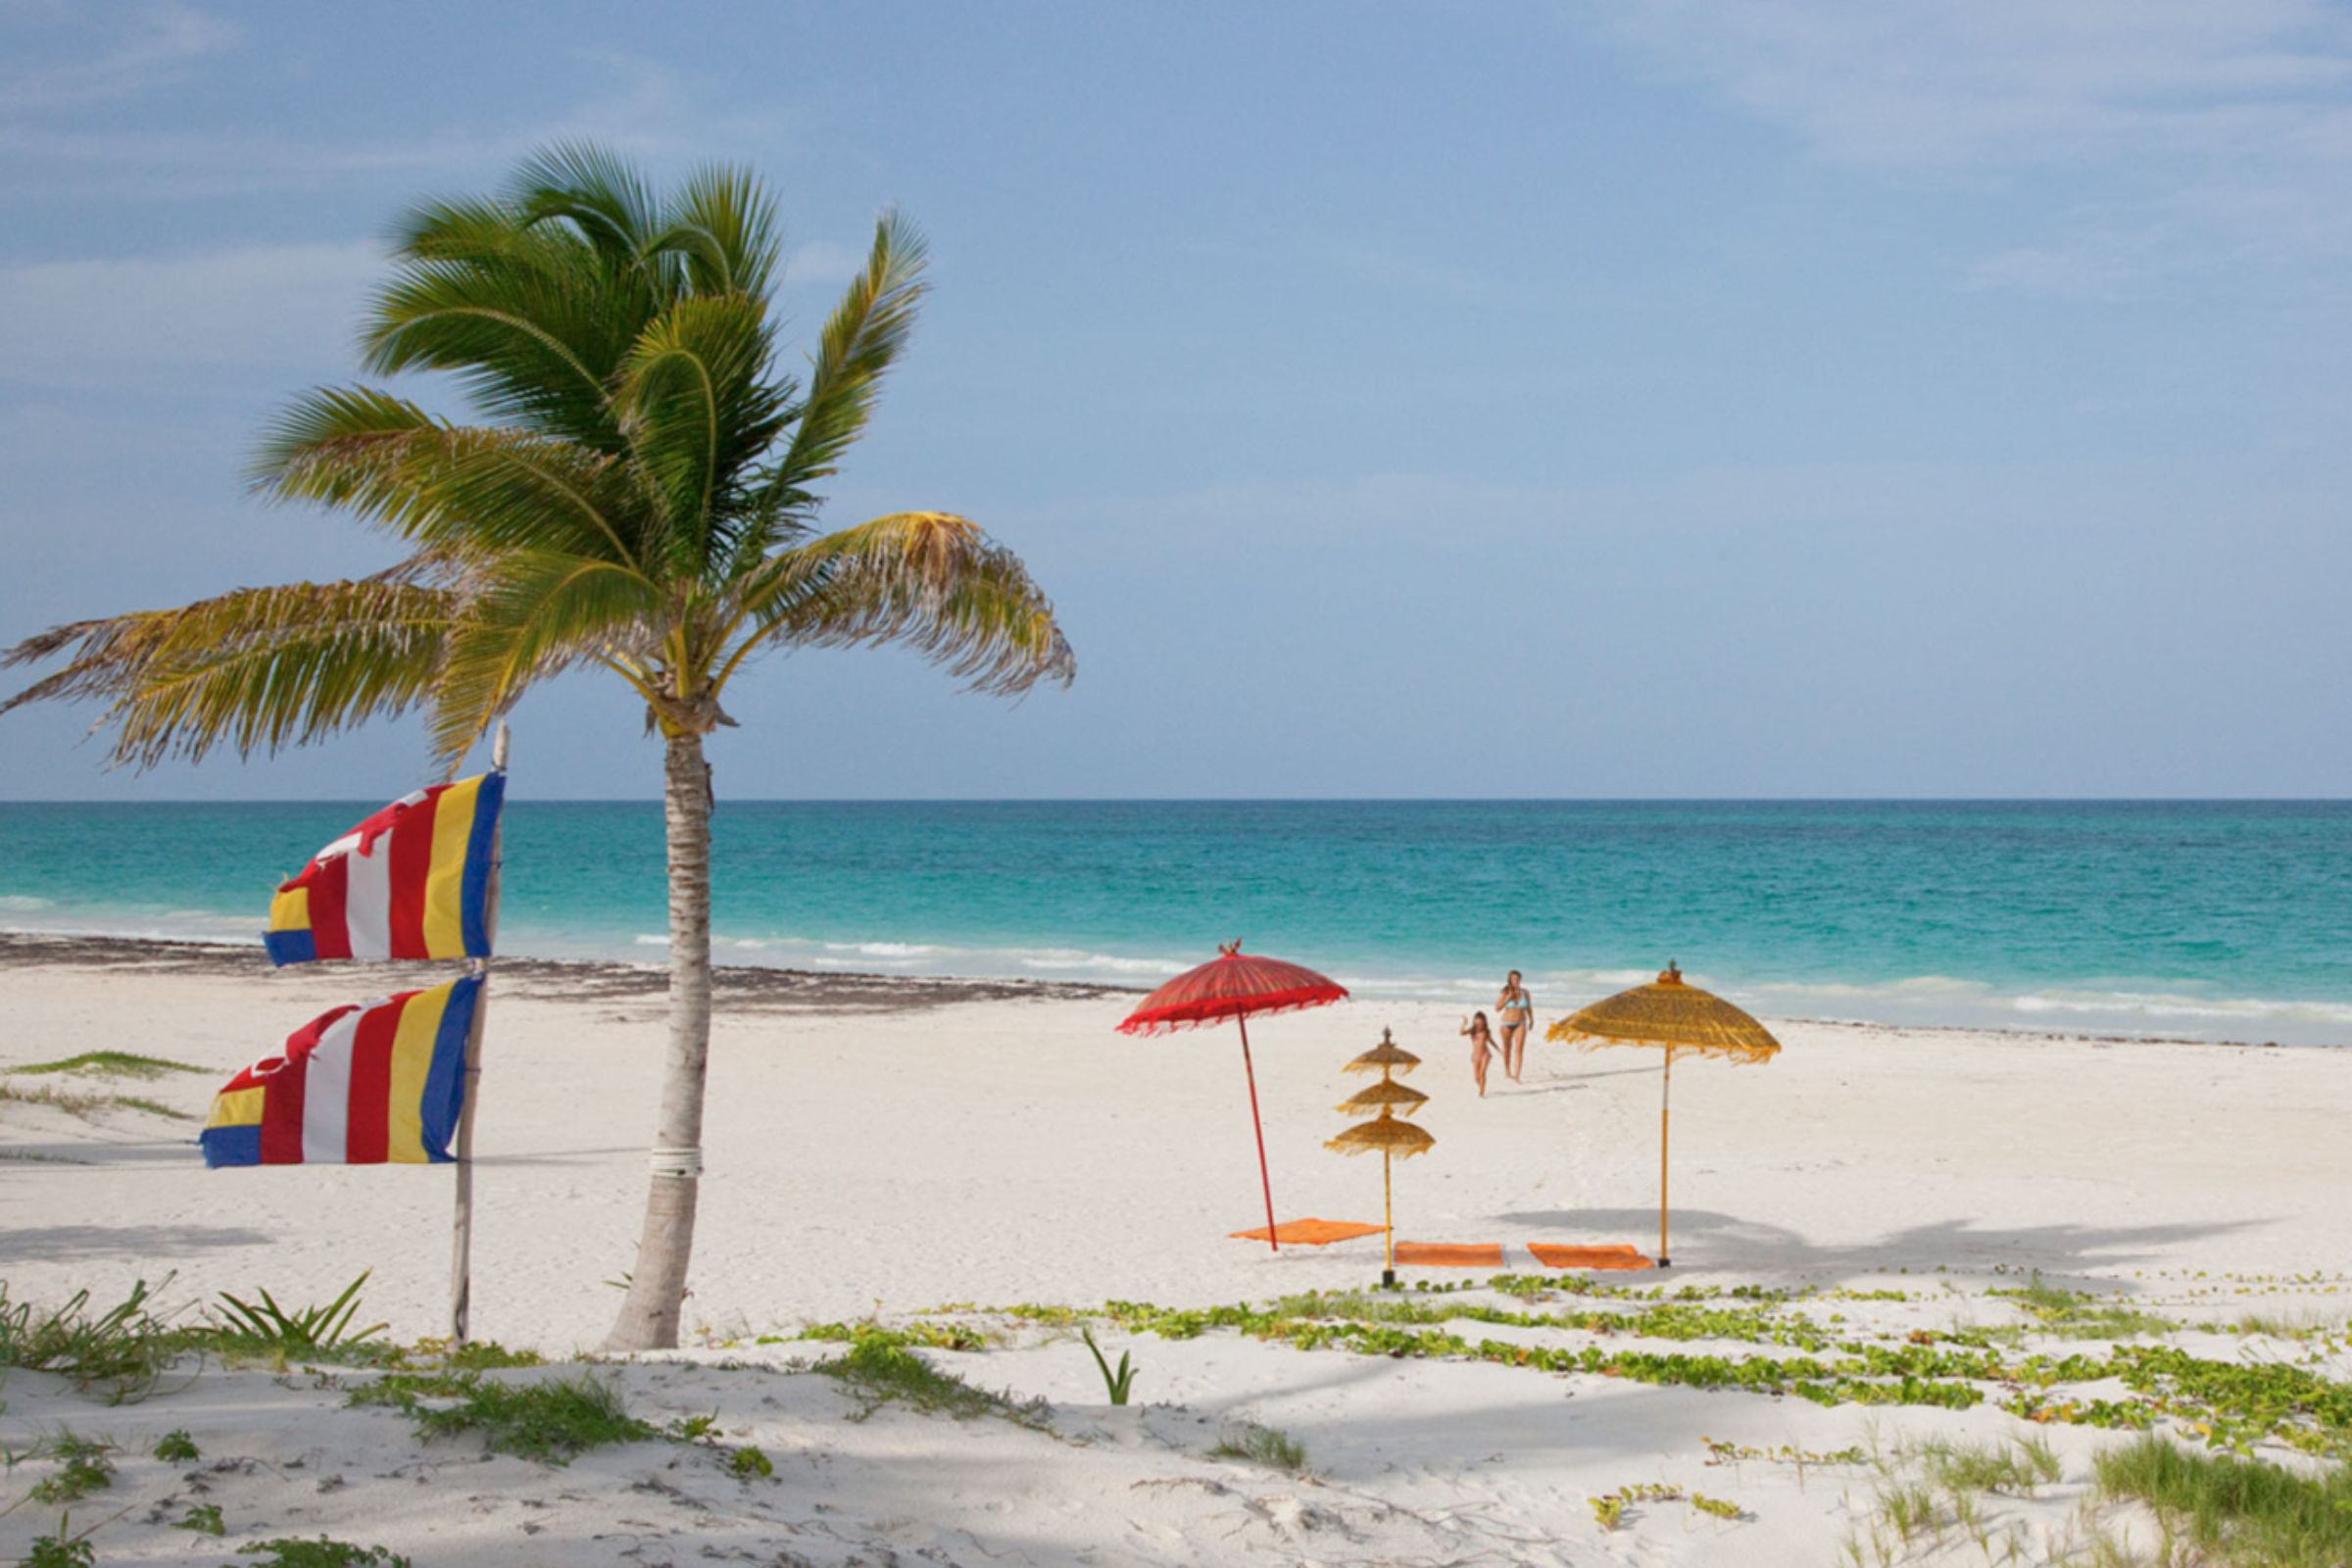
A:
[1526,1243,1655,1271]
[1228,1218,1385,1247]
[1393,1242,1506,1268]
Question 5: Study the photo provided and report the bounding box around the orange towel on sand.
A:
[1393,1242,1505,1267]
[1526,1243,1655,1271]
[1227,1218,1385,1246]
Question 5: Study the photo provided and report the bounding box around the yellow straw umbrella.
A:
[1330,1029,1433,1286]
[1545,963,1779,1268]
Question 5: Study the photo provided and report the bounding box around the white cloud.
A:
[0,0,234,111]
[1588,0,2352,294]
[1596,0,2352,169]
[0,241,384,391]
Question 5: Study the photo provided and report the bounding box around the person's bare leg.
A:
[1475,1044,1490,1097]
[1505,1025,1525,1081]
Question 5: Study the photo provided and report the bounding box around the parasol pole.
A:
[1381,1149,1396,1287]
[1236,1013,1279,1252]
[449,720,508,1341]
[1657,1047,1673,1268]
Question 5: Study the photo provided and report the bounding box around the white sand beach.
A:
[5,937,2350,1565]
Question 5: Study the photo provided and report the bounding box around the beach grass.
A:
[10,1051,205,1079]
[2095,1435,2352,1568]
[0,1278,178,1403]
[0,1081,194,1120]
[1907,1432,2064,1495]
[1209,1422,1308,1474]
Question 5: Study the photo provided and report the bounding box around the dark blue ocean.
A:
[3,800,2349,1043]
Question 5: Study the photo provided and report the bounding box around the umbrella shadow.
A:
[1495,1205,2263,1286]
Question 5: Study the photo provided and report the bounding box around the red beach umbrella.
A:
[1116,942,1348,1251]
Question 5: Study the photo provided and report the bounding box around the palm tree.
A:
[1,146,1074,1350]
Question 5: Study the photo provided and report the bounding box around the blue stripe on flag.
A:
[200,1125,263,1168]
[264,929,317,966]
[419,973,479,1162]
[461,770,506,957]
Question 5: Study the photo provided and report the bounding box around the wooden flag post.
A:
[449,722,508,1342]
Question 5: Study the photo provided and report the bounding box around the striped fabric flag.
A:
[200,975,481,1168]
[264,771,505,965]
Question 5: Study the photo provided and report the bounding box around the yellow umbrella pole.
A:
[1381,1150,1396,1288]
[1658,1048,1673,1268]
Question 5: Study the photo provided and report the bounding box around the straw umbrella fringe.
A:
[1546,962,1780,1267]
[1327,1108,1436,1157]
[1336,1077,1428,1116]
[1329,1028,1431,1282]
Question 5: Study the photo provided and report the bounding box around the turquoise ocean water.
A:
[3,800,2348,1044]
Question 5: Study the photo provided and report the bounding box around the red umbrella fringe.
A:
[1115,986,1347,1036]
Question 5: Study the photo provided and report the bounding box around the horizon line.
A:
[5,795,2350,807]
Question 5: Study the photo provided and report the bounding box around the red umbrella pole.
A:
[1237,1013,1279,1252]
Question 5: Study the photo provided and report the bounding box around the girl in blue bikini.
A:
[1494,970,1534,1082]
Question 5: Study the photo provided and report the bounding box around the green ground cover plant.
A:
[174,1501,224,1536]
[237,1539,412,1568]
[24,1435,113,1504]
[955,1283,2352,1458]
[1588,1482,1743,1530]
[153,1429,198,1462]
[1701,1436,1871,1469]
[349,1371,654,1464]
[16,1529,94,1568]
[793,1319,991,1352]
[811,1336,1046,1428]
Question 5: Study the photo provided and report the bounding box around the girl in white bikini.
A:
[1494,970,1534,1082]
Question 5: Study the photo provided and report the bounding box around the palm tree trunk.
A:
[604,731,713,1350]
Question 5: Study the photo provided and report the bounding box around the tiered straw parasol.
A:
[1328,1028,1433,1286]
[1545,962,1779,1267]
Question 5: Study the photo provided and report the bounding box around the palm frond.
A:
[760,212,929,520]
[647,163,782,299]
[424,550,665,764]
[2,578,457,769]
[256,389,656,572]
[510,141,663,261]
[614,295,788,572]
[719,512,1074,700]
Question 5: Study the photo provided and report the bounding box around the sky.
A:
[3,0,2349,800]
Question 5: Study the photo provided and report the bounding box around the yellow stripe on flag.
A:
[385,984,446,1163]
[269,886,309,933]
[207,1087,266,1130]
[422,776,481,956]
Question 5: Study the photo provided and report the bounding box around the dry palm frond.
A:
[2,577,457,768]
